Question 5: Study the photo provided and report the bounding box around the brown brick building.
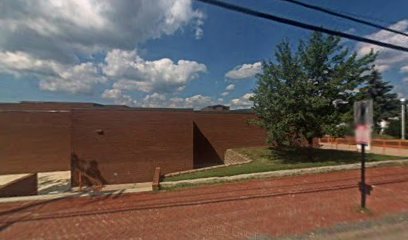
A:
[0,102,266,184]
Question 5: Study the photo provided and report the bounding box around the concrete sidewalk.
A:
[0,182,152,203]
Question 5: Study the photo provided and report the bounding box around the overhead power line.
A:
[195,0,408,53]
[279,0,408,38]
[337,10,395,26]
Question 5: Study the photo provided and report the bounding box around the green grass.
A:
[164,147,406,182]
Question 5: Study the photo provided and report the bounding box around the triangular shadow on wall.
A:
[193,122,223,168]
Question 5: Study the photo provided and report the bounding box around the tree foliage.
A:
[384,117,407,138]
[356,69,400,133]
[252,32,376,147]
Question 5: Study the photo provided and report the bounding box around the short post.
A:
[79,171,82,191]
[152,167,161,191]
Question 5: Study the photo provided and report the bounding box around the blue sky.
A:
[0,0,407,109]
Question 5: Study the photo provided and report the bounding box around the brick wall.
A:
[193,112,266,166]
[71,109,194,185]
[0,111,71,174]
[0,104,267,185]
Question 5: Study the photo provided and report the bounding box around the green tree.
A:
[384,118,407,138]
[357,69,400,133]
[252,32,376,151]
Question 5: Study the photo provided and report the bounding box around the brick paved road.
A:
[275,212,408,240]
[1,166,408,239]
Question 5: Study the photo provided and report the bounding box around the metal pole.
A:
[402,100,406,140]
[361,143,366,209]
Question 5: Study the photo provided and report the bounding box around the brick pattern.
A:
[193,113,266,165]
[71,109,194,185]
[0,106,267,185]
[0,111,71,174]
[1,167,408,239]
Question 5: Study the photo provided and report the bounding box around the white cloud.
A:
[193,12,205,40]
[356,19,408,73]
[0,0,204,63]
[0,48,206,94]
[225,84,235,91]
[102,88,256,110]
[102,89,136,106]
[220,84,235,97]
[102,90,216,110]
[103,49,207,93]
[0,51,59,76]
[356,19,408,98]
[229,93,254,109]
[175,94,214,109]
[39,62,107,93]
[144,94,215,109]
[142,93,167,107]
[225,62,262,79]
[102,88,122,100]
[401,66,408,73]
[195,27,204,40]
[0,51,106,93]
[0,0,205,94]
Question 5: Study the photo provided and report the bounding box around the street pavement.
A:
[1,166,408,239]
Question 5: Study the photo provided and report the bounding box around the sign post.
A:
[360,142,367,208]
[354,100,373,209]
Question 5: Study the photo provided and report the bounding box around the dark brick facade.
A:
[0,102,266,185]
[71,109,194,185]
[0,111,71,174]
[193,112,266,166]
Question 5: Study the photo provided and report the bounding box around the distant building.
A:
[201,104,230,111]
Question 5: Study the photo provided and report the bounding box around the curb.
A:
[160,159,408,188]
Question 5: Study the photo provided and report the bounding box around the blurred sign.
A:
[354,100,373,145]
[355,125,371,145]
